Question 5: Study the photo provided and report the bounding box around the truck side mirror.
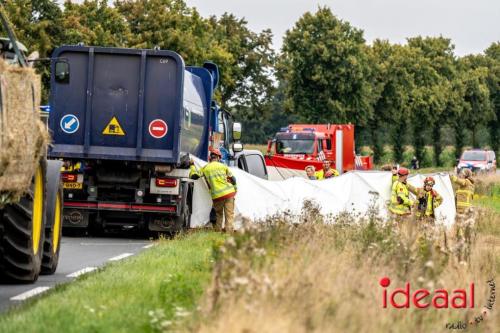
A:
[233,122,242,141]
[233,142,243,153]
[55,60,70,83]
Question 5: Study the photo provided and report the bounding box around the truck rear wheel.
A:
[174,182,192,230]
[0,165,46,282]
[41,160,63,274]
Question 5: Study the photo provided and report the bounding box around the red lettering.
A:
[383,289,387,308]
[413,289,430,308]
[470,283,475,308]
[380,280,476,309]
[379,277,391,308]
[451,290,467,308]
[432,289,449,308]
[390,282,410,308]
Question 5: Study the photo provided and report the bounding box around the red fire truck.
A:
[265,124,373,180]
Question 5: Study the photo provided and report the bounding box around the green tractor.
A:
[0,6,62,282]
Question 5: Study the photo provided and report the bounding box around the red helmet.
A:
[397,167,409,176]
[210,148,222,157]
[424,176,435,186]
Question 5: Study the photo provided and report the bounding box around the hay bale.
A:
[0,59,49,205]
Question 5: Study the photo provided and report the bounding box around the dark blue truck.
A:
[48,46,267,233]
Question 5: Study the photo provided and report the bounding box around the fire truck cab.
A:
[266,124,372,180]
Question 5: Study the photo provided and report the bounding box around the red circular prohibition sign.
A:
[149,119,168,139]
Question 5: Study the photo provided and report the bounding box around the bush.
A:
[439,146,456,167]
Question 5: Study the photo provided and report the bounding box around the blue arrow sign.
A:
[60,114,80,134]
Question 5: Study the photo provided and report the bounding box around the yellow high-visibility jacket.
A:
[315,168,339,180]
[389,180,417,215]
[451,175,474,213]
[415,188,443,218]
[61,162,82,172]
[190,162,236,200]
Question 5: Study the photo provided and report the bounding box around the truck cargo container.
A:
[48,46,262,233]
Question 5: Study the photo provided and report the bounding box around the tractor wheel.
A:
[41,160,63,275]
[0,164,46,282]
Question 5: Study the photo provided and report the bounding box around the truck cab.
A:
[270,131,326,160]
[212,107,268,180]
[265,124,372,180]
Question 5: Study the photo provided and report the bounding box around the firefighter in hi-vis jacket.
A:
[451,168,475,215]
[389,167,417,218]
[315,160,339,180]
[415,176,443,222]
[189,149,237,233]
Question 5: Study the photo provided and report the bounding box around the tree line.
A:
[1,0,275,132]
[280,8,499,165]
[2,2,498,165]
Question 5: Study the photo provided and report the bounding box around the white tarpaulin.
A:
[190,158,456,228]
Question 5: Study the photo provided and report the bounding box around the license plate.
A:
[63,182,83,189]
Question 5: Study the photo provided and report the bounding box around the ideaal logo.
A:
[379,277,496,330]
[379,277,474,309]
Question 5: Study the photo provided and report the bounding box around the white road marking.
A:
[80,242,149,246]
[67,267,97,278]
[10,287,51,301]
[142,244,155,249]
[108,253,134,261]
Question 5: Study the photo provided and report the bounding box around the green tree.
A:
[407,37,456,166]
[62,0,130,47]
[280,7,373,127]
[458,56,494,147]
[444,75,467,159]
[484,43,500,158]
[116,1,275,124]
[369,42,416,163]
[115,0,209,61]
[367,40,393,164]
[209,13,275,114]
[240,82,297,144]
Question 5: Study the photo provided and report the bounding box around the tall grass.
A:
[475,173,500,196]
[184,202,499,333]
[474,174,500,215]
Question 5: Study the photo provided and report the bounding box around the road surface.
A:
[0,235,152,313]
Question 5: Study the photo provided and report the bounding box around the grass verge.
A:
[475,196,500,213]
[0,231,224,333]
[245,144,268,155]
[187,202,500,332]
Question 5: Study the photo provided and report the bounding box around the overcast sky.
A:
[68,0,499,55]
[184,0,499,55]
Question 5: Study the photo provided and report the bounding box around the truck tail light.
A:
[155,178,177,187]
[62,173,77,182]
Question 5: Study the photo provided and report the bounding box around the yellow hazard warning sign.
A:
[102,116,125,136]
